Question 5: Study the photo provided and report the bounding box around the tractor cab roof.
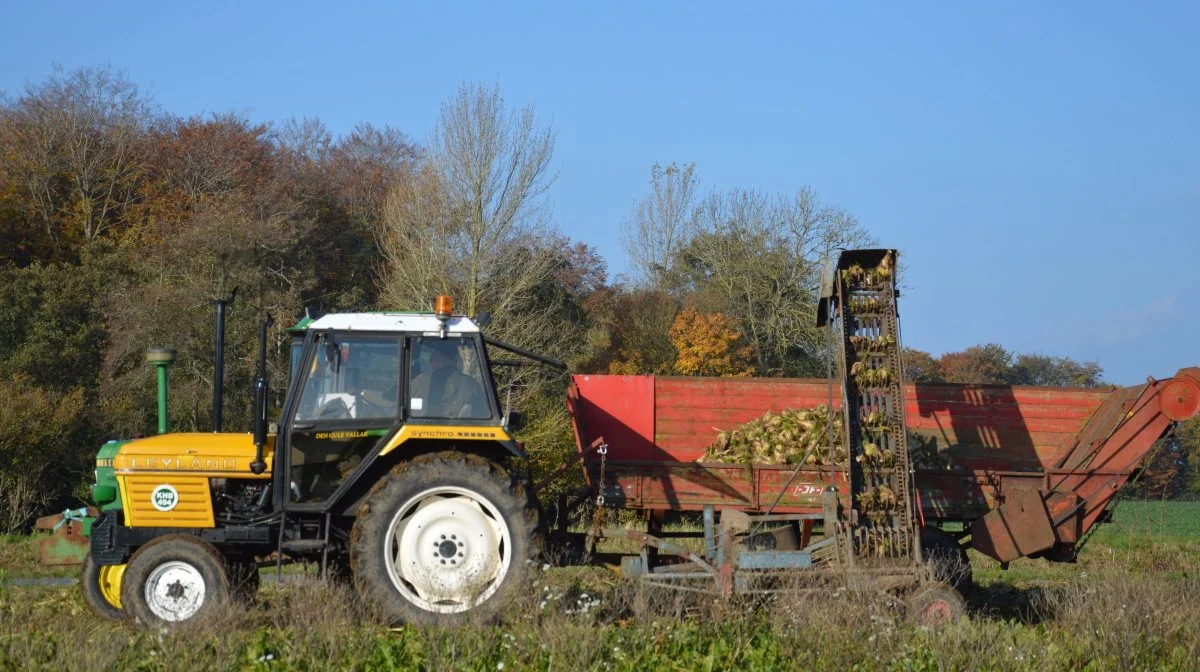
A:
[289,312,481,335]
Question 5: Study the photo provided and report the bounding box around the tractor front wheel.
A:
[81,553,125,621]
[350,452,540,626]
[120,535,232,629]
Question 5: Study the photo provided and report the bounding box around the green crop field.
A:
[1093,499,1200,539]
[2,500,1199,671]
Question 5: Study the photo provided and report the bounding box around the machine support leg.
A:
[646,510,663,570]
[703,505,715,562]
[718,523,734,598]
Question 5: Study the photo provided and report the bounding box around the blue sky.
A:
[2,2,1196,384]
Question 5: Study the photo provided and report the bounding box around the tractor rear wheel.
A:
[120,535,232,629]
[350,452,540,626]
[81,553,125,621]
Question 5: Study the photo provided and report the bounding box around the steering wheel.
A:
[316,397,351,420]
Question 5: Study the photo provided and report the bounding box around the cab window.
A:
[408,338,491,420]
[295,336,400,421]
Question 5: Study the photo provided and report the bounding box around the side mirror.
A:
[505,410,525,433]
[474,312,492,329]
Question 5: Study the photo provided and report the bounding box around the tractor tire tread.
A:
[81,553,125,621]
[349,450,540,626]
[120,534,232,629]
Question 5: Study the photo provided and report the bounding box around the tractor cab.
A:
[280,312,504,505]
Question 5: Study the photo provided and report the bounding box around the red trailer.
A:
[567,369,1200,572]
[557,250,1199,624]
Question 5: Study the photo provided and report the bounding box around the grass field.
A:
[2,501,1198,671]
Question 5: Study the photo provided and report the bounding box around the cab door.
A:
[284,332,403,504]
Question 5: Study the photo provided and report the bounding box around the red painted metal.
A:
[568,370,1200,563]
[1160,371,1200,420]
[969,488,1057,563]
[569,375,656,462]
[1045,369,1200,540]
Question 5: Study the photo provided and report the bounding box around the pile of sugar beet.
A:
[702,407,948,469]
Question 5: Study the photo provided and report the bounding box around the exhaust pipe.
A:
[212,287,237,432]
[250,314,273,475]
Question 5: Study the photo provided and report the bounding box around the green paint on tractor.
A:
[93,439,127,512]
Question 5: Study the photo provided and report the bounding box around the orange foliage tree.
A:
[669,309,754,377]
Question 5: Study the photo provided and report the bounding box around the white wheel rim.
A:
[144,560,206,622]
[383,486,513,614]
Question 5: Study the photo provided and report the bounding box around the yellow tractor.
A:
[81,296,556,628]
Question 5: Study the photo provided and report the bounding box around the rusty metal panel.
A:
[913,471,996,520]
[1050,377,1179,535]
[970,488,1056,563]
[33,508,96,566]
[1046,492,1081,544]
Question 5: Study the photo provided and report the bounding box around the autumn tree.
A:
[1126,426,1193,499]
[277,119,419,311]
[669,186,870,376]
[326,122,422,222]
[1182,418,1200,498]
[595,289,679,375]
[0,67,442,520]
[1010,353,1104,387]
[0,65,153,258]
[377,81,564,352]
[621,162,700,288]
[902,348,944,383]
[0,258,111,394]
[936,345,1105,388]
[670,309,754,377]
[102,193,311,434]
[0,374,85,532]
[938,344,1013,385]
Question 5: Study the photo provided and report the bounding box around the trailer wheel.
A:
[920,527,972,595]
[350,451,540,626]
[120,535,232,629]
[81,553,126,621]
[908,584,965,628]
